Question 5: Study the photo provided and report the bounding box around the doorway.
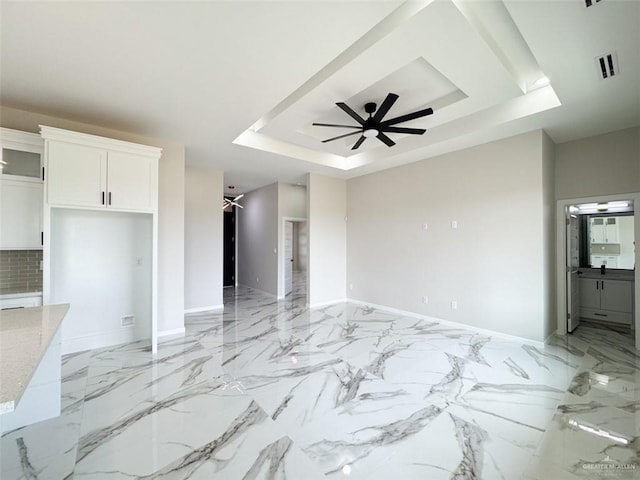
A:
[223,199,236,288]
[557,194,639,347]
[282,218,307,300]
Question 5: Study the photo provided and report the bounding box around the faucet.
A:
[600,264,606,275]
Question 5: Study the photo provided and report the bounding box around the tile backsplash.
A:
[0,250,43,294]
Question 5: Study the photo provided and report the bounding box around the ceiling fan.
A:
[223,194,244,210]
[313,93,433,150]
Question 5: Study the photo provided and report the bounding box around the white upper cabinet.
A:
[0,178,43,249]
[106,151,157,211]
[47,142,106,208]
[590,216,620,244]
[0,128,44,250]
[41,126,161,212]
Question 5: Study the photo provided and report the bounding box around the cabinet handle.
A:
[108,192,112,205]
[102,191,105,205]
[596,281,599,290]
[594,313,608,317]
[601,280,604,290]
[41,232,43,246]
[41,167,45,181]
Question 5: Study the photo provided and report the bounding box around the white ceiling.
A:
[1,0,639,195]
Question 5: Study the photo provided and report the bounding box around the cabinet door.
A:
[605,217,619,243]
[106,151,156,211]
[601,280,633,313]
[47,142,107,208]
[0,178,43,249]
[590,218,605,243]
[578,278,601,310]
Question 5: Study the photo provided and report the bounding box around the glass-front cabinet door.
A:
[1,128,43,180]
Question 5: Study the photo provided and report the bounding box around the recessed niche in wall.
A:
[50,208,152,352]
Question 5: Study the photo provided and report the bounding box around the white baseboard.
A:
[346,298,546,348]
[184,305,223,314]
[61,328,149,355]
[158,327,186,338]
[308,298,348,309]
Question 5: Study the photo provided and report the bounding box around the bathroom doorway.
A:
[557,194,639,347]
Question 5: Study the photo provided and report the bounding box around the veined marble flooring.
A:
[1,287,639,479]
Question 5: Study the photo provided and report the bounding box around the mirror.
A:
[586,214,634,269]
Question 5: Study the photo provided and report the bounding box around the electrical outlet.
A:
[136,257,143,266]
[121,315,135,327]
[350,283,354,291]
[451,220,458,229]
[422,223,428,230]
[422,296,428,304]
[256,277,260,283]
[450,301,457,310]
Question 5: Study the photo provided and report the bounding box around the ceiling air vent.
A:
[595,51,619,80]
[585,0,602,7]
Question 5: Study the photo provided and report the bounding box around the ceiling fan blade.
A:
[381,107,433,127]
[234,194,244,200]
[376,132,396,147]
[380,126,426,135]
[336,102,366,125]
[312,123,361,129]
[351,136,366,150]
[373,93,399,121]
[322,130,362,143]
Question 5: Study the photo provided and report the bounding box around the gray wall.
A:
[184,166,224,311]
[347,130,554,342]
[308,173,346,306]
[0,105,185,335]
[556,127,640,200]
[237,182,279,295]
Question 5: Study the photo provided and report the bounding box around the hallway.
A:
[1,287,639,479]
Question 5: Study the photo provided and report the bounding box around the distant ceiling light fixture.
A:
[223,194,244,210]
[312,93,433,150]
[228,185,235,189]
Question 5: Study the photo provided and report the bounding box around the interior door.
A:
[567,211,581,332]
[223,203,236,287]
[285,221,293,295]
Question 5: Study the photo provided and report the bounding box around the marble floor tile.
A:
[2,286,639,480]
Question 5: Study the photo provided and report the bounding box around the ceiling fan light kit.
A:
[313,93,433,150]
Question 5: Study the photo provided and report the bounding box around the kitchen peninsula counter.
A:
[0,304,69,432]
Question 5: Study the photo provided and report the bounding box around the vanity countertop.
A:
[0,304,69,413]
[578,269,635,281]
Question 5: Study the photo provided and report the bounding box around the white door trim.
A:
[556,192,640,348]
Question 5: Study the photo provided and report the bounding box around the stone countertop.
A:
[0,291,43,300]
[0,304,69,413]
[578,269,635,281]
